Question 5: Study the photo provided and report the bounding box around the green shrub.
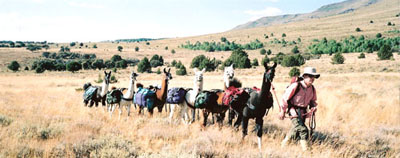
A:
[150,55,164,67]
[376,33,382,38]
[93,44,97,48]
[171,60,177,67]
[267,49,272,55]
[156,68,161,74]
[260,48,266,55]
[171,49,176,54]
[191,55,221,71]
[165,46,168,50]
[116,60,128,69]
[111,55,122,63]
[24,66,29,71]
[251,58,259,67]
[137,57,151,73]
[332,53,345,64]
[282,33,286,37]
[291,46,300,54]
[223,49,251,69]
[135,46,139,51]
[281,54,305,67]
[261,55,270,66]
[92,59,105,70]
[176,64,187,76]
[66,61,82,72]
[289,67,300,77]
[70,42,76,47]
[0,114,13,126]
[358,53,365,59]
[8,61,20,72]
[377,44,393,60]
[82,60,92,70]
[117,46,123,52]
[355,27,361,32]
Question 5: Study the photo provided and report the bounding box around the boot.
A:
[300,140,308,151]
[281,136,290,148]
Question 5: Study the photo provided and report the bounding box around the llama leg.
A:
[110,104,116,118]
[191,108,196,123]
[182,105,188,124]
[169,104,176,122]
[89,100,94,107]
[218,112,225,126]
[196,109,200,121]
[242,117,249,139]
[84,100,88,106]
[234,111,243,129]
[202,110,209,127]
[127,104,131,117]
[228,108,235,126]
[255,117,264,150]
[118,104,122,120]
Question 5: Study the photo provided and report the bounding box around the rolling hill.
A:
[233,0,381,30]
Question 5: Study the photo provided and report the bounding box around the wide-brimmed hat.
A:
[301,67,320,79]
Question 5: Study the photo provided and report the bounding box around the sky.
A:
[0,0,345,43]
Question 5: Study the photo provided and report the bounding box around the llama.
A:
[169,68,205,124]
[138,68,172,115]
[109,71,138,119]
[200,64,237,126]
[242,62,277,150]
[83,71,111,107]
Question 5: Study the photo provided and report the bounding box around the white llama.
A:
[169,68,205,124]
[109,71,138,119]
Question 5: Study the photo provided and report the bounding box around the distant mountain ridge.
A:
[233,0,380,30]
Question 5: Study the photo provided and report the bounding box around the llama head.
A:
[104,71,112,84]
[131,71,139,81]
[193,68,205,82]
[163,68,172,81]
[263,62,277,82]
[224,64,234,79]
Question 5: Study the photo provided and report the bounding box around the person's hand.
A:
[278,111,285,120]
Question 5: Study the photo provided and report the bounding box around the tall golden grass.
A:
[0,52,399,157]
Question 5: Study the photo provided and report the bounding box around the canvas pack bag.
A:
[106,89,123,104]
[166,87,187,104]
[134,87,156,109]
[194,91,218,109]
[83,86,97,101]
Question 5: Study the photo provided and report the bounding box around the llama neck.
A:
[100,80,108,96]
[223,74,229,90]
[194,80,203,94]
[260,73,271,99]
[158,77,169,100]
[124,79,135,98]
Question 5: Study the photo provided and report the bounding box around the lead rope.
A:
[309,111,316,142]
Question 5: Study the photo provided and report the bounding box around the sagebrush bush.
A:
[0,114,13,126]
[358,53,365,59]
[8,61,20,72]
[289,67,300,77]
[223,49,251,69]
[377,44,393,60]
[281,54,305,67]
[332,53,345,64]
[137,57,151,73]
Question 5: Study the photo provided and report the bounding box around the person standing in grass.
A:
[279,67,319,151]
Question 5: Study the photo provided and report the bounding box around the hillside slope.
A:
[233,0,380,30]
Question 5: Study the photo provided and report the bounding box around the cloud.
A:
[67,1,105,9]
[244,7,283,21]
[30,0,46,3]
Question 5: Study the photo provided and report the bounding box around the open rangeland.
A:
[0,0,400,157]
[0,51,399,157]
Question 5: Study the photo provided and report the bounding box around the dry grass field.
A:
[0,0,400,157]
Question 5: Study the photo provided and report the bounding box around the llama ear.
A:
[201,68,206,73]
[104,71,107,75]
[272,62,277,68]
[194,68,199,72]
[168,68,171,73]
[264,61,269,69]
[163,68,167,73]
[230,64,234,68]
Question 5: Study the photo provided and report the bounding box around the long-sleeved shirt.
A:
[281,81,317,115]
